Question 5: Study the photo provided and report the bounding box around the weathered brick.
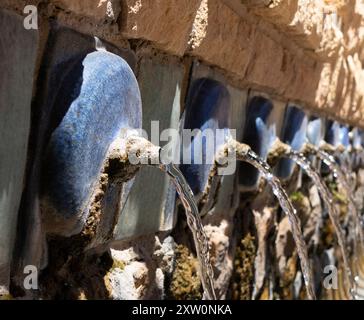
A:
[51,0,201,56]
[120,0,201,55]
[0,9,38,293]
[52,0,120,21]
[223,0,340,57]
[190,0,252,80]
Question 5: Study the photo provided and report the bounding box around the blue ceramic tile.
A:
[307,116,325,146]
[180,78,231,195]
[338,125,350,148]
[277,105,308,179]
[352,128,364,168]
[41,50,142,231]
[352,128,362,150]
[324,120,341,147]
[239,96,276,188]
[360,130,364,149]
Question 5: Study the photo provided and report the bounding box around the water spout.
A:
[36,49,216,300]
[116,135,217,300]
[269,139,356,299]
[214,138,316,300]
[304,143,364,254]
[303,142,364,298]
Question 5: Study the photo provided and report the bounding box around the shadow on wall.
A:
[181,77,231,196]
[239,96,274,189]
[316,3,364,126]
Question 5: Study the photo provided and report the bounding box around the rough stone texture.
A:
[106,235,176,299]
[120,0,201,55]
[305,184,323,246]
[226,0,364,127]
[251,199,275,299]
[188,0,322,112]
[0,9,38,293]
[354,168,364,210]
[53,0,202,55]
[203,221,233,299]
[3,1,364,125]
[113,56,183,240]
[232,0,351,60]
[275,215,298,298]
[224,0,340,57]
[52,0,121,22]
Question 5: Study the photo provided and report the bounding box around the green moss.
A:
[290,191,305,204]
[0,293,13,300]
[328,182,348,205]
[333,190,348,205]
[111,259,125,271]
[231,233,256,300]
[169,244,202,300]
[327,181,349,224]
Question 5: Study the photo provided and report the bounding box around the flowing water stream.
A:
[284,147,356,299]
[125,135,364,300]
[160,164,217,300]
[305,144,364,252]
[125,135,216,300]
[223,139,316,300]
[304,144,364,295]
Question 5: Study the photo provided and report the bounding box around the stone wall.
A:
[1,0,364,300]
[2,0,364,126]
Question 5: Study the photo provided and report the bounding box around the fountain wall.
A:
[2,0,364,300]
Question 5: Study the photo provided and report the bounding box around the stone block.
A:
[52,0,202,56]
[0,9,38,293]
[120,0,201,55]
[113,56,183,240]
[51,0,121,22]
[190,0,252,80]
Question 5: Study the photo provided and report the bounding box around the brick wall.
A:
[2,0,364,125]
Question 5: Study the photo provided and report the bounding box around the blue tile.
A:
[239,96,276,188]
[276,105,308,179]
[338,125,350,148]
[307,116,325,146]
[324,120,341,147]
[41,50,142,228]
[180,78,231,196]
